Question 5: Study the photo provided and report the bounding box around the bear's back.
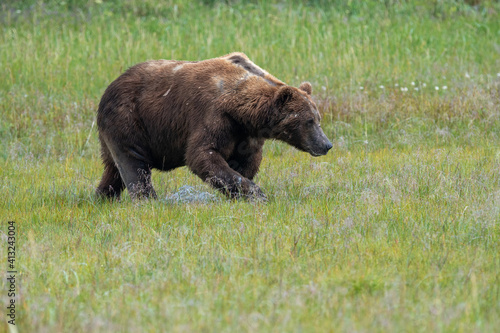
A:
[125,53,284,99]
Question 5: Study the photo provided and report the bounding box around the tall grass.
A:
[1,1,499,331]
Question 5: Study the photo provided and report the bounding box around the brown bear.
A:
[96,52,332,200]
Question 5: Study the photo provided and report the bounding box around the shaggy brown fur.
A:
[96,52,332,200]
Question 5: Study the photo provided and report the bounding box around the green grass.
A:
[1,1,500,332]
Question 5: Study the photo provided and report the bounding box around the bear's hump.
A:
[219,53,285,87]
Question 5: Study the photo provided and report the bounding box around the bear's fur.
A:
[96,53,332,200]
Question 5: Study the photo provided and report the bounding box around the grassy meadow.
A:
[1,0,500,331]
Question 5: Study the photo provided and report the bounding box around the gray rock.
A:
[165,185,218,204]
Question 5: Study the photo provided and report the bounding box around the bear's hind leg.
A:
[108,147,157,200]
[100,134,157,200]
[96,162,125,199]
[119,161,157,200]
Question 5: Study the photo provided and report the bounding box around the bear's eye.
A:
[307,119,314,125]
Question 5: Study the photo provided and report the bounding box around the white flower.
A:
[465,73,470,78]
[395,83,399,87]
[422,83,427,87]
[359,86,364,90]
[435,86,439,90]
[379,85,384,89]
[400,87,408,92]
[411,81,415,86]
[442,86,448,90]
[414,87,419,91]
[497,73,500,77]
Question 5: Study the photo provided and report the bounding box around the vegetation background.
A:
[1,0,499,331]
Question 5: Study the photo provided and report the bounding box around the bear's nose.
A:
[325,141,333,151]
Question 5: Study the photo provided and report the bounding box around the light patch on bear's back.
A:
[144,60,174,70]
[217,78,224,93]
[222,52,285,87]
[172,64,184,72]
[236,73,250,86]
[210,76,226,94]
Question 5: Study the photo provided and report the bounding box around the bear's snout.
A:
[310,140,333,156]
[306,127,333,156]
[323,140,333,153]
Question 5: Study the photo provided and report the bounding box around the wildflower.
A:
[359,86,364,90]
[395,83,399,87]
[411,82,415,86]
[414,87,419,91]
[422,83,427,87]
[497,73,500,77]
[435,86,439,90]
[400,87,408,92]
[379,85,384,89]
[442,86,448,90]
[465,73,470,78]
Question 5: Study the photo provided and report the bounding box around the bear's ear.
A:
[274,86,295,107]
[299,82,312,95]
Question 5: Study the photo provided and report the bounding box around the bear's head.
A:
[269,82,332,156]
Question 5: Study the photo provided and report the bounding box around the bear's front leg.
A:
[227,138,265,181]
[187,148,267,201]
